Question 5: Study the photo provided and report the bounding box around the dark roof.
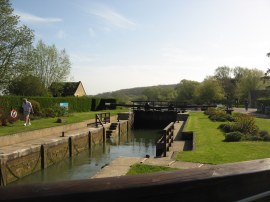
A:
[50,81,81,97]
[62,82,80,96]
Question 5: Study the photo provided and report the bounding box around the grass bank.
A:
[126,164,178,176]
[175,112,270,164]
[0,109,129,136]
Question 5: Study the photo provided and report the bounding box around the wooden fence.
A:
[156,122,174,157]
[95,112,110,127]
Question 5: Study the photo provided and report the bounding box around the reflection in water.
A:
[10,129,161,186]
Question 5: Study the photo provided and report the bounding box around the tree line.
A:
[100,66,267,105]
[0,0,71,96]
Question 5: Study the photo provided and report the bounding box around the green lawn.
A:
[126,164,179,176]
[0,109,129,136]
[175,112,270,164]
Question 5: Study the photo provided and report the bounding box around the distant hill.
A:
[95,84,177,103]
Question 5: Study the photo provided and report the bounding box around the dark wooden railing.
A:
[156,122,174,157]
[95,112,110,127]
[106,101,217,112]
[2,158,270,201]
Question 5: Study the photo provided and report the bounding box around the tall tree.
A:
[30,40,71,88]
[0,0,34,90]
[195,77,225,104]
[214,66,235,99]
[235,68,264,101]
[175,79,199,103]
[7,75,49,96]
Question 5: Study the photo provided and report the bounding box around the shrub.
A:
[42,105,67,118]
[28,99,41,116]
[218,123,233,133]
[205,108,234,122]
[204,107,216,116]
[239,130,270,142]
[259,130,270,141]
[224,132,242,142]
[232,114,259,136]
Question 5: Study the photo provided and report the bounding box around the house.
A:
[50,81,87,97]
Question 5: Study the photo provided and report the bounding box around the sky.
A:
[11,0,270,95]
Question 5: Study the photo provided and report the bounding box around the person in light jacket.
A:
[22,98,34,126]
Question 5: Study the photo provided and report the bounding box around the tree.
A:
[0,0,34,90]
[175,79,199,103]
[266,52,270,76]
[195,77,225,104]
[143,86,176,101]
[8,75,49,96]
[30,40,71,88]
[214,66,232,80]
[214,66,235,99]
[235,68,264,101]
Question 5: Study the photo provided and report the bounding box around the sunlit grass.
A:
[126,164,179,176]
[0,108,129,136]
[175,112,270,164]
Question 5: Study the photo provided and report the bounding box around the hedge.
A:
[257,98,270,106]
[0,96,116,114]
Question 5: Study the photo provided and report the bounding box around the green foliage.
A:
[96,84,176,103]
[42,105,67,118]
[214,66,236,99]
[176,112,270,164]
[233,114,259,135]
[259,130,270,141]
[7,75,49,96]
[217,113,269,141]
[30,40,71,88]
[224,131,242,142]
[204,107,233,122]
[127,164,178,176]
[257,99,270,114]
[235,68,264,101]
[218,123,234,133]
[241,130,270,141]
[0,96,115,115]
[175,79,199,103]
[0,96,22,114]
[195,77,225,104]
[0,0,34,91]
[28,99,41,116]
[143,86,176,101]
[0,109,128,136]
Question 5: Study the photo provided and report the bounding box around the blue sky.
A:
[11,0,270,95]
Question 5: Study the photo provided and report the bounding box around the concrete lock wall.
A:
[119,121,128,135]
[0,119,95,147]
[0,120,129,186]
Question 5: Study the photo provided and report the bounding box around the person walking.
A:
[22,98,34,126]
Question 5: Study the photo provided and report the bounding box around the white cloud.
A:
[87,4,136,30]
[15,10,62,23]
